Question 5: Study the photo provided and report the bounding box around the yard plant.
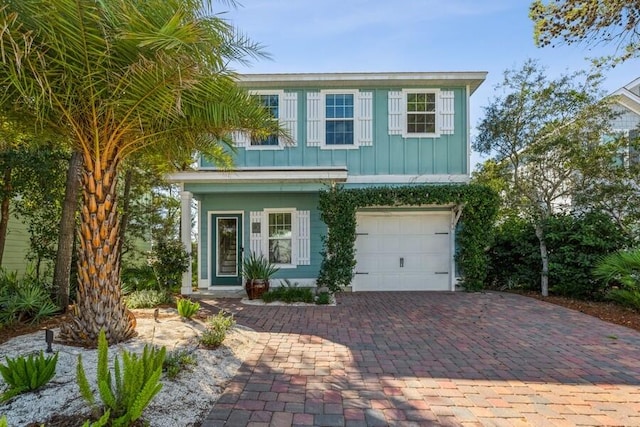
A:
[76,330,166,427]
[200,311,236,348]
[176,298,200,319]
[0,351,58,402]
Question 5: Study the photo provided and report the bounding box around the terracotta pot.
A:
[245,279,270,300]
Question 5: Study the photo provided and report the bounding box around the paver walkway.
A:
[200,292,640,426]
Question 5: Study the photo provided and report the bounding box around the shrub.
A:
[200,311,235,348]
[124,289,173,309]
[176,298,200,319]
[163,349,197,380]
[0,269,59,326]
[486,217,540,291]
[76,330,166,427]
[315,292,331,305]
[487,212,631,299]
[606,289,640,311]
[545,212,631,299]
[261,286,314,303]
[0,351,58,402]
[150,238,190,291]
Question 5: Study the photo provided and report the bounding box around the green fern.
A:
[176,298,200,319]
[76,330,166,426]
[0,351,58,402]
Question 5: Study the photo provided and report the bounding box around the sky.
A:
[219,0,639,168]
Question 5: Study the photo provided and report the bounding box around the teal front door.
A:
[212,214,243,286]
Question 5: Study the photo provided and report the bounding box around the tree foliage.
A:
[530,0,640,61]
[473,60,620,296]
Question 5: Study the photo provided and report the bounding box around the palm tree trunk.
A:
[53,151,83,311]
[0,167,12,266]
[117,167,133,257]
[59,157,136,345]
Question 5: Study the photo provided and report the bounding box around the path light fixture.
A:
[45,329,54,353]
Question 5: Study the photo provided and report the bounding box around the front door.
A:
[212,214,243,286]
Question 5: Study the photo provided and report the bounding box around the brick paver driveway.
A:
[201,292,640,426]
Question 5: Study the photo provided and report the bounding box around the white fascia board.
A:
[238,72,488,94]
[612,89,640,116]
[346,175,470,184]
[167,168,348,183]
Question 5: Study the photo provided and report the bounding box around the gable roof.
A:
[612,77,640,116]
[238,72,487,94]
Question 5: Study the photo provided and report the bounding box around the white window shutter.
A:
[249,211,265,256]
[232,131,250,147]
[296,210,310,265]
[439,90,455,135]
[281,92,298,146]
[388,91,403,135]
[306,92,322,147]
[357,91,373,146]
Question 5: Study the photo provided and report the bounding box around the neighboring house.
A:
[2,211,30,276]
[611,77,640,163]
[168,72,487,293]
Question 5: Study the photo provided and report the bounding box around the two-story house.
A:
[169,72,487,294]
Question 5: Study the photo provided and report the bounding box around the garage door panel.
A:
[354,212,452,292]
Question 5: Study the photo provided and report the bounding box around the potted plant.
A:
[242,253,279,300]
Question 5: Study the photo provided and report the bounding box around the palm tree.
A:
[0,0,279,345]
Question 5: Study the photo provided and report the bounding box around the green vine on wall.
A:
[317,184,499,293]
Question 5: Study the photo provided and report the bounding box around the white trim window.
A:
[249,209,311,268]
[307,90,373,149]
[233,90,298,149]
[388,89,455,137]
[406,90,437,136]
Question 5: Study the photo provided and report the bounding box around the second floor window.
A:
[251,94,279,146]
[325,94,354,145]
[406,92,436,135]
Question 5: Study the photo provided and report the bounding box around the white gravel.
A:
[0,308,259,427]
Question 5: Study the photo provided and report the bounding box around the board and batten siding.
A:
[196,192,324,282]
[201,87,469,176]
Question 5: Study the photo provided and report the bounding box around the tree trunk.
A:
[53,151,83,311]
[534,222,549,297]
[117,168,133,257]
[59,157,136,346]
[0,167,12,266]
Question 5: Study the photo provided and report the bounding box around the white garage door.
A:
[353,211,452,292]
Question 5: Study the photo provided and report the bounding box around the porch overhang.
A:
[167,167,348,184]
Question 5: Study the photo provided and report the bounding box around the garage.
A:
[353,211,453,291]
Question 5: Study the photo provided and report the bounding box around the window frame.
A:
[401,89,440,138]
[320,89,360,150]
[246,90,285,150]
[263,208,297,268]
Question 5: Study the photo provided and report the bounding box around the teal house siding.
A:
[200,86,470,177]
[192,191,324,284]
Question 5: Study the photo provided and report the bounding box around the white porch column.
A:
[180,189,193,295]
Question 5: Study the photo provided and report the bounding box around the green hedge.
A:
[317,184,499,292]
[487,212,633,299]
